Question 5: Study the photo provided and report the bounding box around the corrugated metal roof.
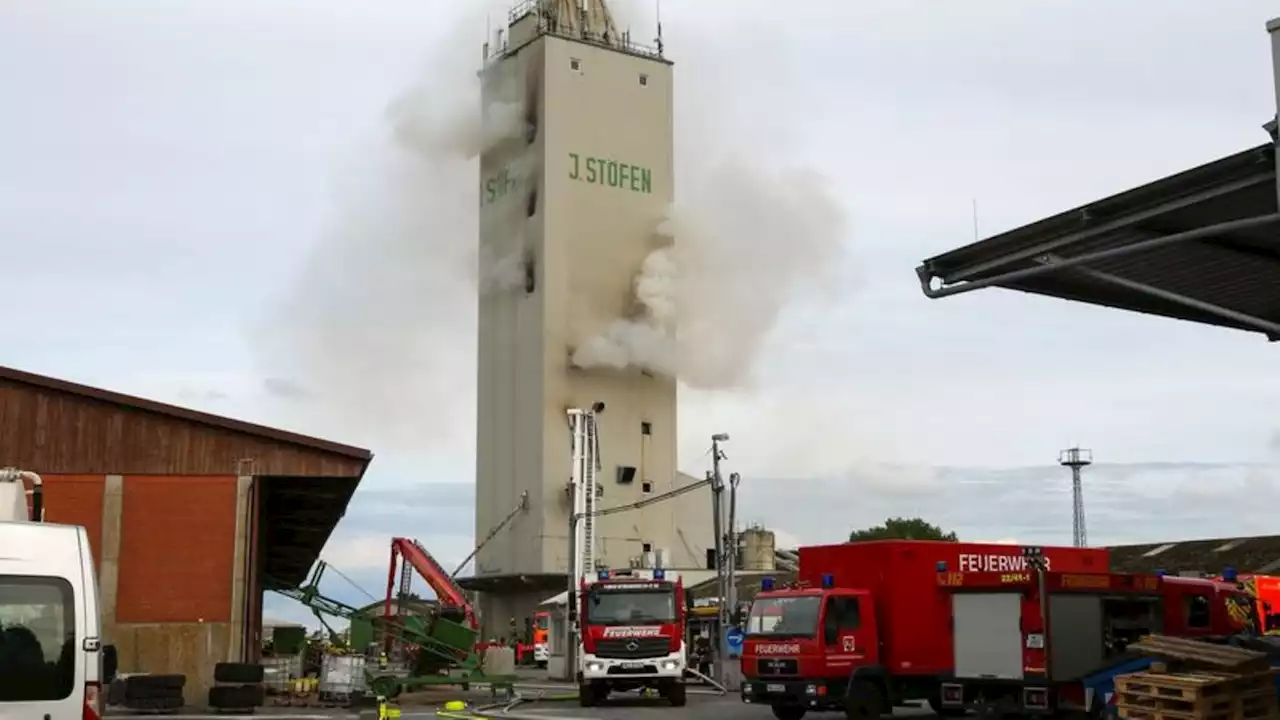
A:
[916,139,1280,338]
[1109,534,1280,575]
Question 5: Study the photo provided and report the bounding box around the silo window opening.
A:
[638,73,648,86]
[640,421,651,435]
[526,188,538,217]
[616,465,636,484]
[523,252,536,294]
[641,480,653,494]
[642,542,652,553]
[570,58,582,71]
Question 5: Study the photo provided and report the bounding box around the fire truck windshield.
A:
[746,595,821,637]
[535,614,549,630]
[585,585,676,625]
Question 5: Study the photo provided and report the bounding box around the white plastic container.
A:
[319,655,367,696]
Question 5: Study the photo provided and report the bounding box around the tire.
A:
[124,674,186,700]
[930,696,969,717]
[108,678,127,707]
[772,704,808,720]
[209,684,264,709]
[124,695,183,711]
[844,679,884,720]
[668,682,688,707]
[214,662,265,684]
[578,682,597,707]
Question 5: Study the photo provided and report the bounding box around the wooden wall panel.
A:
[0,378,365,477]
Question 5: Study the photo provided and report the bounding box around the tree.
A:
[848,517,957,543]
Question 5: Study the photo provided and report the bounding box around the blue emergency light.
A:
[821,573,835,589]
[761,576,775,591]
[1155,569,1166,577]
[936,561,947,572]
[653,569,665,580]
[597,570,609,580]
[1223,566,1238,582]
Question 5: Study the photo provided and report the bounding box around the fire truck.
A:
[739,540,1257,720]
[577,567,688,707]
[532,610,551,667]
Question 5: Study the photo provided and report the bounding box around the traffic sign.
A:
[725,626,744,658]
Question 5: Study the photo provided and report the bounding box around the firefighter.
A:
[378,650,389,670]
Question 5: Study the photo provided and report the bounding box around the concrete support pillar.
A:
[1269,17,1280,207]
[99,475,124,643]
[227,475,254,662]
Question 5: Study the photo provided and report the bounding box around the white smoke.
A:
[254,2,853,451]
[571,157,849,389]
[251,3,521,451]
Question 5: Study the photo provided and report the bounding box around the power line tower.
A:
[1058,447,1093,547]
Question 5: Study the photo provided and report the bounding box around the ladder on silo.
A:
[568,409,600,576]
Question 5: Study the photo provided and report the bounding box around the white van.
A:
[0,471,105,719]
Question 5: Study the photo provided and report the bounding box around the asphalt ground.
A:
[109,694,939,720]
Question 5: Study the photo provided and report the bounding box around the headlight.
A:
[586,662,604,672]
[660,660,679,670]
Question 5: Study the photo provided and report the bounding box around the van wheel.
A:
[772,704,807,720]
[844,679,884,720]
[578,683,598,707]
[667,682,687,707]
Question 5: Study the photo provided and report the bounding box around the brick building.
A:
[0,366,371,702]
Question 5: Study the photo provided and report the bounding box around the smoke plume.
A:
[251,2,518,451]
[571,158,849,389]
[254,1,853,450]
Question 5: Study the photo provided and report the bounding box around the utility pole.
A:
[724,471,743,690]
[709,433,729,688]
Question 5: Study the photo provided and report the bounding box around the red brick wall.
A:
[40,474,105,568]
[116,476,237,623]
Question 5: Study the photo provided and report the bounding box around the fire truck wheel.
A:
[770,704,807,720]
[667,682,687,707]
[843,679,884,720]
[578,683,598,707]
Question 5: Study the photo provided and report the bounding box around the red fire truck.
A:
[577,568,689,707]
[740,540,1256,720]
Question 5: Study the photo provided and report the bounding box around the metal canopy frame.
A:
[917,211,1280,336]
[915,18,1280,340]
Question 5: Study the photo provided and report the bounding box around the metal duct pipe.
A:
[1,467,44,521]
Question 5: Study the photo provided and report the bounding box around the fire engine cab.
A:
[577,567,688,707]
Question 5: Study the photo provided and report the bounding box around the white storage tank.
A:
[740,526,777,571]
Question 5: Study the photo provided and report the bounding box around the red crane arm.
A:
[386,537,477,628]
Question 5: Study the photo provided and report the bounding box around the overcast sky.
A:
[4,1,1279,626]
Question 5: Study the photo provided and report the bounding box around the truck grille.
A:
[593,638,670,659]
[756,658,799,676]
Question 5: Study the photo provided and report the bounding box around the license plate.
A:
[620,662,644,670]
[766,684,786,693]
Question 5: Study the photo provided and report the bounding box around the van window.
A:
[0,576,75,702]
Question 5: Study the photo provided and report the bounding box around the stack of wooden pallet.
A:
[1115,636,1278,720]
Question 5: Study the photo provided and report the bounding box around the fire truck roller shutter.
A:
[952,594,1024,680]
